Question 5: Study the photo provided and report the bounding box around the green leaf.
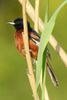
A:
[41,49,47,100]
[36,0,67,90]
[41,70,46,100]
[42,48,47,81]
[41,1,49,99]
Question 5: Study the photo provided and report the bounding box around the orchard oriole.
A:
[9,18,59,87]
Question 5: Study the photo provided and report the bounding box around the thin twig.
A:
[21,0,39,100]
[34,0,39,32]
[19,0,67,67]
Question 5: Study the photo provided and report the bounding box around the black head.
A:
[9,18,31,31]
[14,18,23,31]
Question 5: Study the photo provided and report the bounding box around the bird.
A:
[9,17,59,87]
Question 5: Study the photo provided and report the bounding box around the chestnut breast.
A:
[15,31,38,59]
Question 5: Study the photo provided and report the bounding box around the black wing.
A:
[29,29,40,46]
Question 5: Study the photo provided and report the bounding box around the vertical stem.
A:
[34,0,39,32]
[35,0,50,100]
[40,73,49,100]
[21,0,39,100]
[34,0,40,99]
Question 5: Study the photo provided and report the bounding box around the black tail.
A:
[46,48,59,87]
[47,63,59,87]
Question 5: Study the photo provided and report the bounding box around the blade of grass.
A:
[42,0,49,81]
[41,49,47,100]
[36,0,67,89]
[36,3,49,90]
[41,0,49,100]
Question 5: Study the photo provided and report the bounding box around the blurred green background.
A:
[0,0,67,100]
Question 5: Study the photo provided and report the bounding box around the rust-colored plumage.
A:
[9,18,59,87]
[15,30,38,59]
